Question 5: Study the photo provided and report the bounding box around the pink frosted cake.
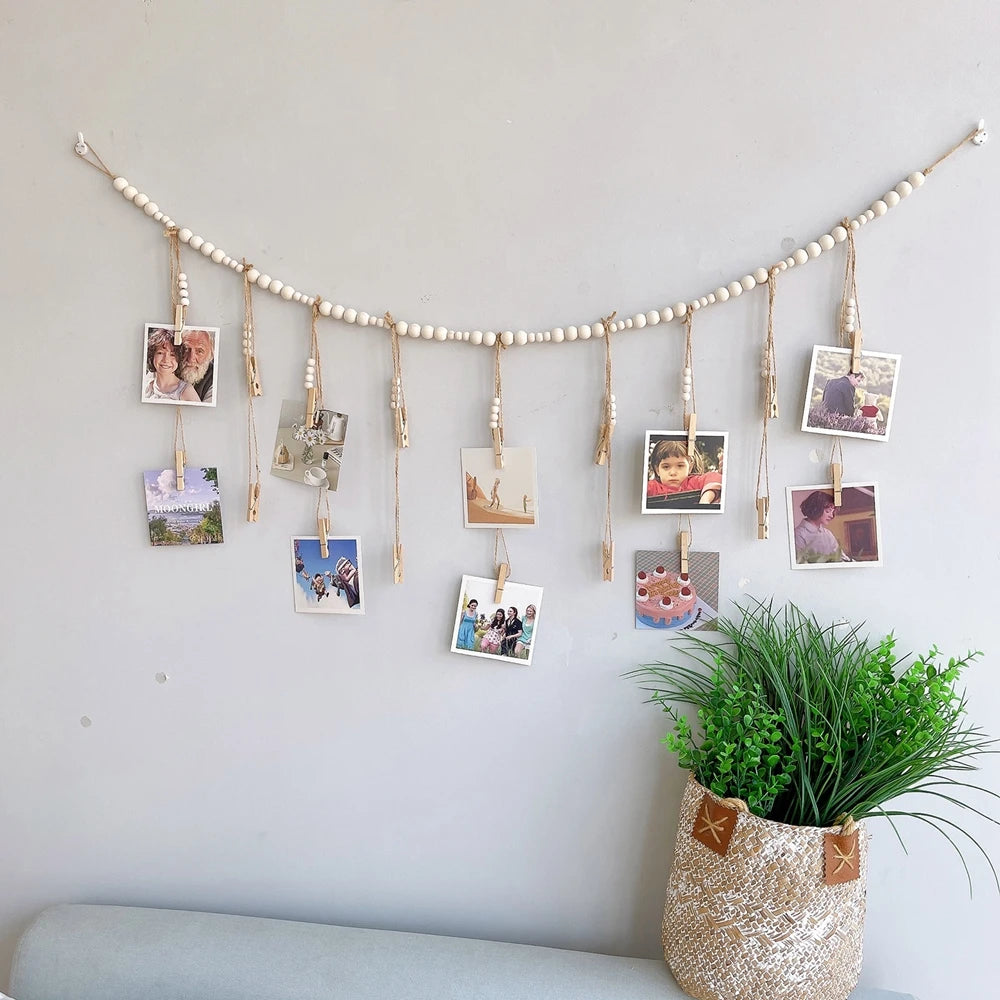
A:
[635,568,697,628]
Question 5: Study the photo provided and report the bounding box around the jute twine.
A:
[662,775,867,1000]
[310,299,325,411]
[839,219,863,354]
[682,312,696,421]
[600,313,616,581]
[244,261,262,522]
[754,270,779,532]
[387,311,406,583]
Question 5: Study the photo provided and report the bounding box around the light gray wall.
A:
[1,3,997,998]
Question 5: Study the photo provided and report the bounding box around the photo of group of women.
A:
[451,575,542,666]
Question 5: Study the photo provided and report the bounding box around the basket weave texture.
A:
[663,774,868,1000]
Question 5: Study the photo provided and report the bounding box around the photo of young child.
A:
[641,431,728,514]
[291,536,365,613]
[141,324,220,406]
[450,575,543,665]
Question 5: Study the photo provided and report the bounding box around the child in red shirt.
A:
[646,439,722,504]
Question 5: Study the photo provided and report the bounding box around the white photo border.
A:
[449,574,543,666]
[290,535,366,614]
[785,482,883,571]
[141,322,220,408]
[640,430,729,515]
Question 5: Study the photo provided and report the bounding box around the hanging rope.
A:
[755,270,779,539]
[598,313,617,581]
[387,312,407,583]
[243,261,262,521]
[310,299,324,412]
[681,312,698,456]
[490,339,505,468]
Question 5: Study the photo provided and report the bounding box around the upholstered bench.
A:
[7,904,917,1000]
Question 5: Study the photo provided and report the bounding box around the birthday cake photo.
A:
[634,549,720,633]
[635,566,697,628]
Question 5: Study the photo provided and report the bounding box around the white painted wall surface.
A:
[1,3,997,997]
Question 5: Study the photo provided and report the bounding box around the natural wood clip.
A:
[494,562,509,602]
[318,516,329,559]
[174,450,185,491]
[686,411,698,456]
[832,463,843,506]
[601,540,614,582]
[756,497,769,540]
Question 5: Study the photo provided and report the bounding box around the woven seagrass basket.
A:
[663,774,868,1000]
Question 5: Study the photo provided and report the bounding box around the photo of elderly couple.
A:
[142,324,219,406]
[451,575,543,666]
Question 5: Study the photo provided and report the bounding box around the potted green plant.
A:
[628,599,996,1000]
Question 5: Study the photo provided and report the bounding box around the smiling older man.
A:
[181,328,216,403]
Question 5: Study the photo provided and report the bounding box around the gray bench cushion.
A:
[9,904,916,1000]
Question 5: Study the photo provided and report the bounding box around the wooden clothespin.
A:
[832,463,843,506]
[174,450,185,491]
[594,422,611,466]
[679,531,690,575]
[492,424,504,470]
[601,540,614,582]
[318,516,329,559]
[768,377,779,420]
[247,355,262,397]
[305,387,317,428]
[494,562,509,602]
[398,406,409,449]
[246,482,260,522]
[173,306,185,346]
[686,411,698,457]
[756,497,769,540]
[393,542,404,584]
[850,330,863,378]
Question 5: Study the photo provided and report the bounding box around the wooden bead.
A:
[872,200,888,216]
[646,310,660,326]
[180,297,190,307]
[806,242,822,258]
[895,180,913,198]
[342,308,356,324]
[471,330,484,345]
[319,300,333,316]
[833,228,848,244]
[437,326,450,342]
[552,328,564,343]
[819,234,835,250]
[673,302,686,317]
[394,321,407,335]
[257,274,272,290]
[407,322,420,338]
[199,241,214,255]
[269,280,284,294]
[153,212,164,222]
[133,193,150,208]
[753,268,769,284]
[514,330,528,345]
[727,281,743,297]
[420,325,433,338]
[681,390,691,401]
[580,325,592,339]
[793,249,808,265]
[776,260,787,271]
[741,275,756,290]
[281,286,295,300]
[113,177,129,191]
[190,236,204,251]
[699,296,708,307]
[689,301,699,311]
[634,313,646,329]
[356,311,369,325]
[542,331,551,341]
[483,331,497,347]
[462,331,472,341]
[714,287,729,303]
[566,326,578,341]
[908,171,925,188]
[707,293,716,304]
[143,202,159,216]
[616,320,625,331]
[884,190,900,208]
[179,229,193,243]
[660,307,674,322]
[332,304,345,320]
[246,268,260,282]
[122,185,137,200]
[865,209,875,220]
[785,256,795,267]
[211,248,226,263]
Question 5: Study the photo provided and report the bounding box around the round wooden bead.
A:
[133,193,149,208]
[785,256,795,267]
[689,301,700,311]
[332,305,345,320]
[633,313,645,329]
[895,180,913,199]
[471,330,484,345]
[865,209,875,220]
[753,268,769,284]
[489,421,499,429]
[806,242,822,258]
[615,320,625,331]
[847,297,855,308]
[222,256,232,267]
[884,190,900,208]
[845,323,856,334]
[566,326,578,341]
[514,330,527,345]
[281,286,295,300]
[153,212,164,222]
[345,308,358,324]
[483,331,497,347]
[122,185,137,200]
[462,331,471,341]
[673,302,686,317]
[234,262,245,272]
[180,297,190,307]
[792,249,808,265]
[319,300,333,317]
[832,226,848,243]
[178,229,193,244]
[245,268,259,282]
[552,328,564,342]
[727,281,743,297]
[699,296,708,307]
[683,366,691,377]
[211,248,226,263]
[872,200,888,216]
[707,293,716,304]
[178,272,187,282]
[269,280,284,294]
[407,322,420,338]
[819,234,835,251]
[420,325,433,338]
[908,171,925,188]
[143,202,159,216]
[190,236,204,250]
[198,242,213,257]
[646,310,660,326]
[714,287,729,303]
[113,177,129,191]
[437,326,450,342]
[681,390,691,402]
[257,274,272,290]
[354,311,367,325]
[741,274,756,290]
[661,307,674,322]
[541,331,550,342]
[579,325,592,339]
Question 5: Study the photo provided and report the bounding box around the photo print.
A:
[641,431,728,514]
[291,537,365,614]
[144,466,223,546]
[461,447,538,528]
[786,483,883,569]
[635,550,719,633]
[141,324,219,406]
[451,575,543,665]
[801,346,901,441]
[272,399,349,492]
